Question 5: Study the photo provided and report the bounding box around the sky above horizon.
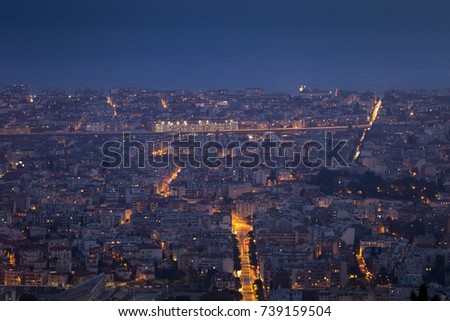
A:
[2,0,450,31]
[1,0,450,92]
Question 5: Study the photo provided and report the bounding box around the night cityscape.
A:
[1,1,450,303]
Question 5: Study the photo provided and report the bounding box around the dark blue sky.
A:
[2,0,450,32]
[1,0,450,92]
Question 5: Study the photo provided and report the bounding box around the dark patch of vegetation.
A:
[253,279,265,301]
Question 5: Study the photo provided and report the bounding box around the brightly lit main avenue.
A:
[232,214,257,301]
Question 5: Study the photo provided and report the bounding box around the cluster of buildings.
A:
[0,84,376,136]
[0,85,449,300]
[154,120,238,133]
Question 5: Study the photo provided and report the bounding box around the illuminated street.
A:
[232,215,256,301]
[0,123,371,137]
[158,167,182,197]
[353,99,382,161]
[356,252,373,281]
